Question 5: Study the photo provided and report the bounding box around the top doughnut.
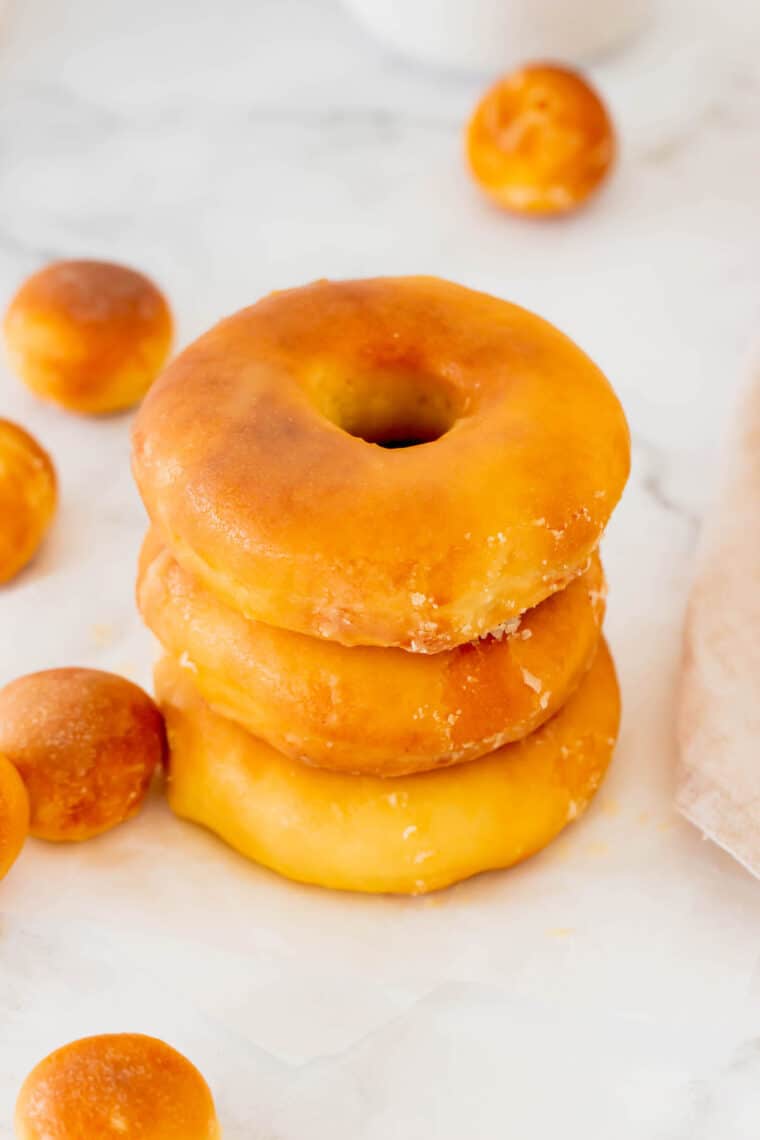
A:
[133,276,629,650]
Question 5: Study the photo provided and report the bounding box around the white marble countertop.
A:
[1,0,759,1135]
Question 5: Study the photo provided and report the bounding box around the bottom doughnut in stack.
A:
[155,641,620,895]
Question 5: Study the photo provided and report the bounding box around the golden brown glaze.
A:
[133,276,629,649]
[0,669,165,842]
[15,1034,220,1140]
[157,640,620,895]
[139,529,606,774]
[467,64,616,215]
[0,752,29,880]
[0,419,57,584]
[4,260,173,415]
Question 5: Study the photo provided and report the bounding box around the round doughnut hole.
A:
[466,63,616,216]
[316,369,464,449]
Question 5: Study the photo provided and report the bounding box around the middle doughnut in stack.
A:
[138,531,607,775]
[133,276,630,893]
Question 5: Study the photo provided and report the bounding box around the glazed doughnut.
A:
[0,419,57,584]
[0,669,166,842]
[15,1034,220,1140]
[139,529,606,775]
[0,753,29,880]
[156,640,620,895]
[466,64,616,216]
[133,276,629,650]
[4,259,173,415]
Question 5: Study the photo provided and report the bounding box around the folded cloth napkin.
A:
[677,371,760,877]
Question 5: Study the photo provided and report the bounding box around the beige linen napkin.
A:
[677,373,760,876]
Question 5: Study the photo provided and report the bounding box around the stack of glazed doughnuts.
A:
[133,275,630,894]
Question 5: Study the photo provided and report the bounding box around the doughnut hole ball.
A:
[0,669,166,842]
[14,1034,221,1140]
[466,63,616,215]
[0,419,57,584]
[4,259,174,415]
[0,753,29,880]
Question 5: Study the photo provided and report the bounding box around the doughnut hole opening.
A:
[309,368,465,449]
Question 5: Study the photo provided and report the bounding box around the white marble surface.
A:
[1,0,759,1135]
